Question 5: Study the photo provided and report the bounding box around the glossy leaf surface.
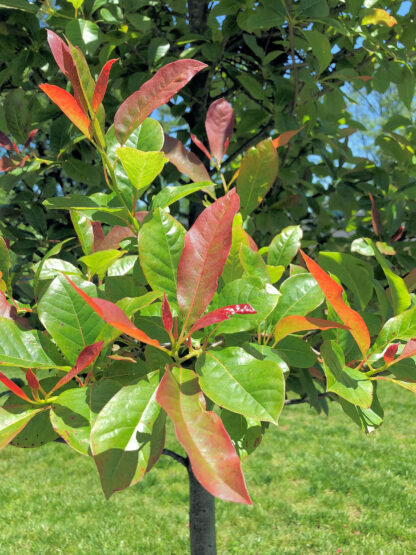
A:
[268,226,302,267]
[273,316,349,345]
[156,366,251,504]
[270,273,324,325]
[162,135,211,183]
[205,98,234,164]
[39,84,91,138]
[151,183,214,210]
[117,147,166,193]
[189,304,256,335]
[93,58,118,112]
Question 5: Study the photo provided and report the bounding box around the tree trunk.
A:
[188,464,217,555]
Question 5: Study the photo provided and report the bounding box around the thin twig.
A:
[162,448,189,468]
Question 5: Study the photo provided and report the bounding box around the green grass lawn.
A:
[1,382,416,554]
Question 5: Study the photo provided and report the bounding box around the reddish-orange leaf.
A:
[24,129,38,148]
[386,339,416,367]
[162,293,173,334]
[46,29,86,111]
[272,127,303,149]
[191,133,212,160]
[177,189,240,328]
[0,131,13,150]
[156,366,251,504]
[273,315,349,346]
[26,369,39,390]
[369,193,381,237]
[39,84,91,138]
[0,371,32,403]
[0,155,15,173]
[50,341,104,394]
[162,135,211,182]
[205,98,234,164]
[383,343,399,365]
[65,276,161,348]
[390,225,404,242]
[114,59,207,143]
[189,304,256,335]
[299,250,370,358]
[93,224,134,252]
[92,58,118,112]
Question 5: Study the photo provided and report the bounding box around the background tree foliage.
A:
[0,0,415,303]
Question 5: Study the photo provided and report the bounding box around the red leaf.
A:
[114,59,207,143]
[390,225,404,242]
[156,366,251,504]
[177,189,240,328]
[369,193,381,237]
[26,369,39,390]
[272,127,303,149]
[162,135,211,182]
[273,315,349,346]
[46,30,86,111]
[191,133,212,160]
[93,224,134,252]
[39,84,91,138]
[64,276,161,348]
[0,155,15,172]
[0,372,32,403]
[205,98,234,164]
[0,131,13,150]
[383,343,399,365]
[93,58,118,112]
[299,250,370,358]
[162,293,173,334]
[50,341,104,394]
[24,129,38,148]
[189,304,256,335]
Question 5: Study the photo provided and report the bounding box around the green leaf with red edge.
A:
[162,135,211,183]
[114,59,207,144]
[273,316,349,345]
[205,98,234,165]
[91,370,166,498]
[320,340,373,408]
[300,250,370,359]
[177,189,240,328]
[65,276,161,348]
[50,380,120,455]
[93,59,118,112]
[156,366,251,504]
[49,341,104,394]
[236,138,278,218]
[189,304,256,335]
[0,404,45,449]
[39,84,91,138]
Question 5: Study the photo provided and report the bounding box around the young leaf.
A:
[117,147,166,193]
[361,8,397,27]
[39,84,91,138]
[65,276,161,348]
[268,226,302,267]
[384,343,399,365]
[156,366,251,504]
[114,59,207,143]
[272,127,303,149]
[385,339,416,368]
[151,183,214,210]
[191,133,212,160]
[196,347,284,424]
[93,58,118,112]
[49,341,104,394]
[177,189,239,328]
[236,138,278,218]
[162,293,173,334]
[162,135,211,183]
[26,369,39,390]
[0,372,32,403]
[0,131,13,150]
[205,98,234,165]
[189,304,256,335]
[273,316,349,346]
[300,250,370,359]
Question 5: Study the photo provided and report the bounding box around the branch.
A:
[162,448,189,468]
[188,0,209,34]
[225,122,274,165]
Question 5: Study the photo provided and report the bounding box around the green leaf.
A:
[0,0,38,12]
[37,275,107,365]
[10,408,58,447]
[0,237,11,293]
[151,183,213,209]
[117,147,166,195]
[299,0,329,17]
[269,273,324,326]
[71,211,94,255]
[337,391,383,433]
[0,317,69,369]
[275,335,316,368]
[239,244,271,283]
[5,89,29,144]
[65,19,101,56]
[80,250,125,281]
[370,305,416,355]
[148,38,170,66]
[321,340,373,408]
[211,277,280,334]
[236,138,278,218]
[34,258,82,282]
[138,208,185,306]
[398,66,415,109]
[221,409,263,460]
[365,239,411,315]
[317,252,373,310]
[304,30,332,74]
[91,371,166,498]
[243,342,289,374]
[50,380,120,455]
[268,226,302,267]
[222,214,250,283]
[135,119,164,152]
[0,405,44,448]
[197,347,284,423]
